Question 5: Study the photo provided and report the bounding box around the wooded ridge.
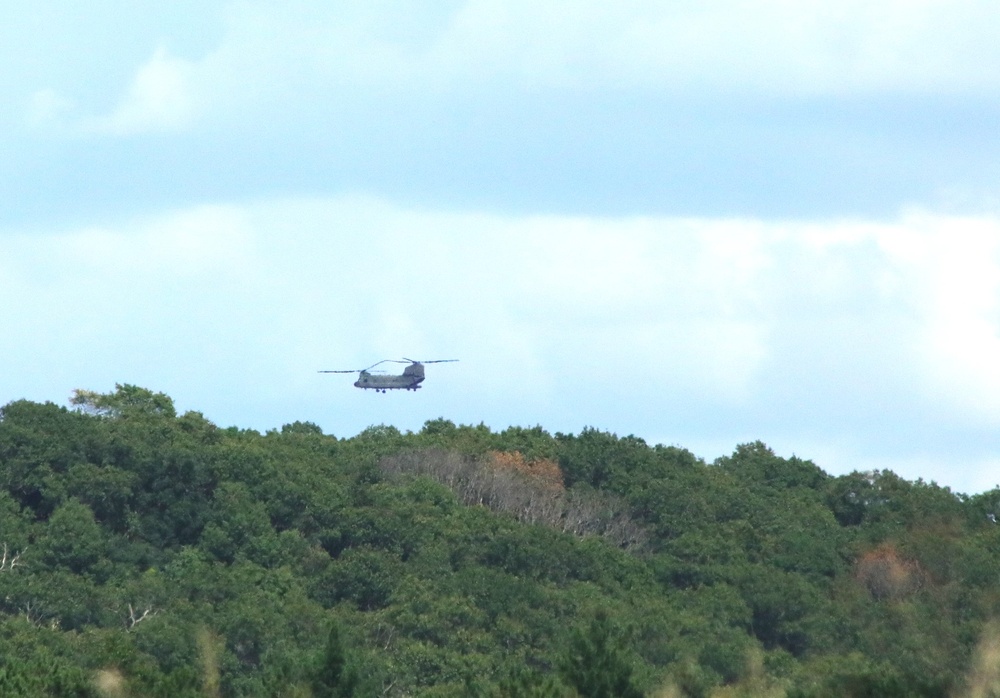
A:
[0,384,997,696]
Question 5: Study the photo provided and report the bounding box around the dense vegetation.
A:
[1,384,999,696]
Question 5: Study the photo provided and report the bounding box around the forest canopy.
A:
[0,384,998,697]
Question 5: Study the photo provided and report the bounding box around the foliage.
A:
[561,611,643,698]
[0,388,996,696]
[312,623,360,697]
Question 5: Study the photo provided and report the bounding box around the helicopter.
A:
[319,358,458,392]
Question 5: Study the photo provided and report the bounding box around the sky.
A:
[3,1,1000,494]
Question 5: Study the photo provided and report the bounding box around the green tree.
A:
[0,655,98,697]
[71,384,176,419]
[200,481,280,565]
[561,611,643,698]
[556,428,653,491]
[0,399,107,518]
[39,498,105,575]
[312,623,360,698]
[716,441,827,491]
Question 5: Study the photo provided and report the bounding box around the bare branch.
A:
[23,600,45,626]
[126,603,157,631]
[0,543,25,572]
[380,449,649,550]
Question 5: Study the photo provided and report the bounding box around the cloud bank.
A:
[3,196,999,493]
[23,0,1000,138]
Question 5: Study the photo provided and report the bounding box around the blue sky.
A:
[4,1,1000,493]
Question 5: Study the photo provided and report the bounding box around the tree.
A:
[0,399,107,518]
[312,623,360,698]
[556,428,652,491]
[560,611,643,698]
[281,421,324,436]
[716,441,827,491]
[39,498,105,575]
[71,384,176,419]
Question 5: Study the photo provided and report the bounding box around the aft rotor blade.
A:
[319,359,399,373]
[402,358,459,364]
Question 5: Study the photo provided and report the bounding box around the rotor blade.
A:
[363,359,400,371]
[320,358,457,373]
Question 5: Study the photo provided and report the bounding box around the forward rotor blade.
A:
[320,359,397,373]
[319,358,458,373]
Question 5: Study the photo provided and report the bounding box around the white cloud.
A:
[68,0,1000,134]
[877,218,1000,426]
[0,205,257,375]
[28,1,1000,140]
[83,46,196,135]
[51,205,253,277]
[445,0,1000,95]
[189,0,1000,99]
[171,199,1000,425]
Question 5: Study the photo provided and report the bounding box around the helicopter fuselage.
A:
[354,363,425,391]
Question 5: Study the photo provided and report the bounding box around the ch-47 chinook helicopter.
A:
[318,358,458,392]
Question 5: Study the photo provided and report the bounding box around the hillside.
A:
[1,384,998,697]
